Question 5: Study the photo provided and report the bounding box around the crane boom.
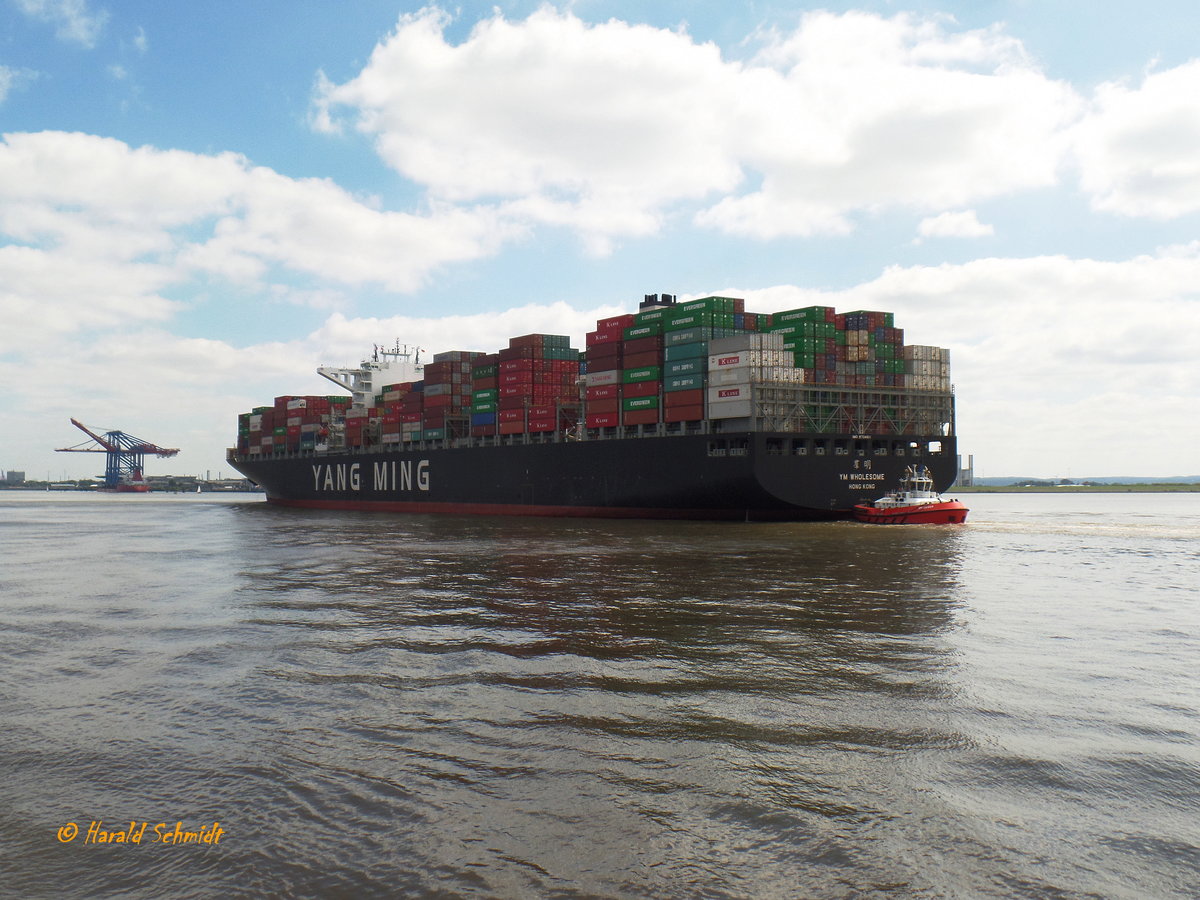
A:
[55,418,179,491]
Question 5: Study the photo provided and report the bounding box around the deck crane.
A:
[56,418,179,492]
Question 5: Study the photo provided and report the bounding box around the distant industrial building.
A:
[3,470,25,485]
[955,455,974,487]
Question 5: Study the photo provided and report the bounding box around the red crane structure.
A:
[56,418,180,492]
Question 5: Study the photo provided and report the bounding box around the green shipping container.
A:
[665,327,715,346]
[634,307,668,324]
[664,356,706,375]
[664,311,716,331]
[623,366,662,383]
[676,296,737,315]
[665,374,705,392]
[622,395,660,411]
[623,323,662,340]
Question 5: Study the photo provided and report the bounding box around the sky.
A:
[2,0,1199,481]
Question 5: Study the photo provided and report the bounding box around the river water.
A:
[1,491,1197,898]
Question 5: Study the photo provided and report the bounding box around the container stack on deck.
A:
[235,295,953,453]
[237,395,353,455]
[470,334,581,437]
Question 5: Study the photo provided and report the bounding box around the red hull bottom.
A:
[267,497,843,521]
[852,500,968,525]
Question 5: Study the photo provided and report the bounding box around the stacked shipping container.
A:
[236,296,952,452]
[237,395,353,455]
[474,334,581,437]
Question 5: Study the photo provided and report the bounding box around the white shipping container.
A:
[286,398,307,411]
[904,345,947,362]
[707,399,754,419]
[709,351,751,370]
[708,349,792,371]
[709,365,804,386]
[708,333,785,354]
[708,385,751,403]
[585,369,620,386]
[709,368,751,386]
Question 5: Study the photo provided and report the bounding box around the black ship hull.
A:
[229,432,958,521]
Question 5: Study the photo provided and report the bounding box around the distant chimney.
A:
[639,293,677,310]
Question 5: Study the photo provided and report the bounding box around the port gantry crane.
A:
[56,418,179,492]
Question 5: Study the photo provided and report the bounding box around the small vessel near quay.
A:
[853,465,968,524]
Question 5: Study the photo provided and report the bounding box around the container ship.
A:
[227,295,957,520]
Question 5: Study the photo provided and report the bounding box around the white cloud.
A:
[0,65,37,104]
[915,210,994,241]
[315,7,740,251]
[314,7,1080,247]
[1074,60,1200,219]
[0,127,523,316]
[13,0,109,47]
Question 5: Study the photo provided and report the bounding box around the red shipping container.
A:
[623,350,661,369]
[621,381,658,399]
[665,389,704,408]
[585,345,623,364]
[586,397,619,414]
[664,404,705,422]
[472,376,498,390]
[586,328,624,347]
[527,418,557,432]
[528,405,557,418]
[424,393,453,409]
[499,409,525,423]
[470,424,495,437]
[499,421,526,434]
[586,413,620,428]
[622,408,660,426]
[498,346,535,361]
[623,335,663,355]
[586,384,620,400]
[598,314,636,330]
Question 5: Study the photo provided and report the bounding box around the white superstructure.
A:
[318,343,424,410]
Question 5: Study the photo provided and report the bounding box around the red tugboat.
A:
[854,465,968,525]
